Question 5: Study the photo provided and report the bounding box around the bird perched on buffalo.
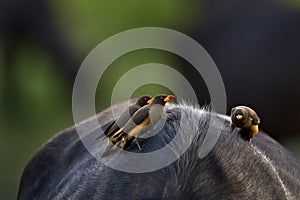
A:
[102,94,174,157]
[230,106,260,141]
[95,95,152,141]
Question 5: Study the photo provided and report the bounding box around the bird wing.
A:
[131,107,150,125]
[128,105,140,116]
[251,111,260,125]
[95,120,115,140]
[106,105,139,137]
[103,120,116,136]
[114,107,150,138]
[251,115,260,125]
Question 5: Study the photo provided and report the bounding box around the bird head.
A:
[151,94,175,105]
[136,95,152,107]
[231,107,248,126]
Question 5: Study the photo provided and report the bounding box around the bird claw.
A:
[115,140,122,147]
[135,141,142,150]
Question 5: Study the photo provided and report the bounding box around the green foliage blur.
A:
[0,1,200,199]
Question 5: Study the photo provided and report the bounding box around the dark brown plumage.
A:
[95,95,152,141]
[100,95,152,157]
[230,106,260,141]
[102,94,174,156]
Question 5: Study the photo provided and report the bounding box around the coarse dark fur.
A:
[18,101,300,199]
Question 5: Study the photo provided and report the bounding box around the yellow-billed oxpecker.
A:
[102,94,174,156]
[230,105,260,141]
[95,95,152,141]
[105,95,152,137]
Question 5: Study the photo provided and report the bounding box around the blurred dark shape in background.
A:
[0,0,79,199]
[0,0,79,82]
[185,0,300,141]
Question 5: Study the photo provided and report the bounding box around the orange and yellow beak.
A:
[164,95,175,102]
[147,98,153,104]
[236,115,243,120]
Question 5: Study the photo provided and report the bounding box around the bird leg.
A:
[238,129,252,141]
[134,140,142,150]
[122,135,135,150]
[112,131,125,142]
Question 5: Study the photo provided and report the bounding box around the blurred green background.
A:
[1,1,300,199]
[0,1,198,199]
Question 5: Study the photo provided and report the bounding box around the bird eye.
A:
[144,97,147,101]
[160,96,163,99]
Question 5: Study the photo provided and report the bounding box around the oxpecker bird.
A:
[102,94,174,156]
[95,95,152,141]
[230,106,260,141]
